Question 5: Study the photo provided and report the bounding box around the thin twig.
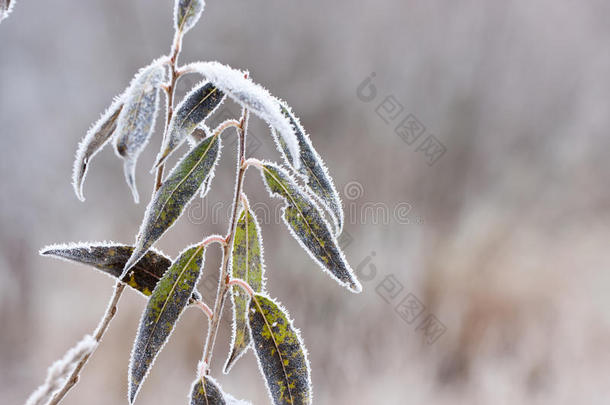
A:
[227,278,255,297]
[48,29,186,405]
[194,299,214,319]
[48,283,126,405]
[155,30,183,189]
[201,107,250,375]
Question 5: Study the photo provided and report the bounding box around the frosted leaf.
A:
[122,133,221,277]
[174,0,205,34]
[224,197,266,373]
[199,131,219,199]
[258,163,361,293]
[248,294,312,405]
[72,97,124,201]
[189,375,224,405]
[155,81,225,167]
[25,334,96,405]
[129,245,205,404]
[184,61,300,168]
[189,375,252,405]
[0,0,15,23]
[114,59,165,203]
[272,101,344,234]
[40,242,201,301]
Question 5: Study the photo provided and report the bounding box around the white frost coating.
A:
[257,162,362,293]
[72,95,124,202]
[198,128,221,198]
[247,294,313,405]
[174,0,205,34]
[0,0,15,23]
[188,375,252,405]
[25,334,97,405]
[128,243,206,404]
[184,61,301,169]
[40,240,169,260]
[223,197,268,374]
[113,58,166,203]
[224,394,253,405]
[271,99,344,235]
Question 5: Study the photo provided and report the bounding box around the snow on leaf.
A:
[129,244,205,404]
[174,0,205,34]
[72,97,124,201]
[184,61,300,168]
[189,375,225,405]
[224,197,266,373]
[114,59,165,203]
[190,374,253,405]
[25,334,97,405]
[122,133,221,277]
[272,101,344,234]
[40,242,201,301]
[248,294,312,405]
[0,0,15,23]
[155,81,225,167]
[258,163,361,293]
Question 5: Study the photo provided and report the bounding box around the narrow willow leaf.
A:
[155,81,225,167]
[174,0,205,34]
[122,134,221,277]
[0,0,14,23]
[185,62,300,168]
[224,199,266,373]
[259,163,361,293]
[249,294,312,405]
[72,98,124,201]
[114,60,165,203]
[272,102,343,234]
[129,245,205,404]
[190,375,252,405]
[40,242,201,301]
[189,375,225,405]
[199,150,217,199]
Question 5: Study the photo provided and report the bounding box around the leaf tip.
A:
[123,160,140,204]
[128,382,139,405]
[348,279,363,294]
[152,148,169,171]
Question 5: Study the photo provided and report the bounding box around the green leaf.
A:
[272,103,343,234]
[249,294,312,405]
[114,59,165,203]
[189,375,226,405]
[72,98,124,201]
[40,242,201,301]
[224,199,266,373]
[129,244,205,404]
[122,133,221,277]
[174,0,205,34]
[155,81,225,167]
[259,163,361,293]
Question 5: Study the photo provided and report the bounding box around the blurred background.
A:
[2,1,610,404]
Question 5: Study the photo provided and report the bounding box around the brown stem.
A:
[201,108,250,375]
[155,31,182,190]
